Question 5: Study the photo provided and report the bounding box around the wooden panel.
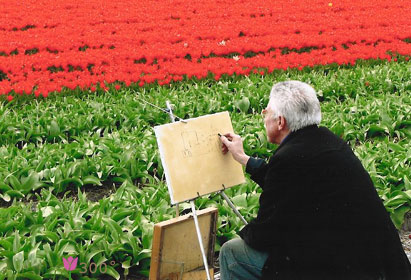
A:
[150,208,218,280]
[154,112,245,204]
[168,268,214,280]
[182,268,214,280]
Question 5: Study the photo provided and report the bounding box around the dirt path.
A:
[399,230,411,260]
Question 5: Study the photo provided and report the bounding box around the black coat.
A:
[240,125,411,279]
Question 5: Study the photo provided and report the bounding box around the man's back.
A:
[242,125,411,279]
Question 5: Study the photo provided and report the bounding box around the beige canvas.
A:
[154,111,245,204]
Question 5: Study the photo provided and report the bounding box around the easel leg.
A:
[175,203,179,217]
[166,100,180,218]
[190,201,212,280]
[220,191,248,225]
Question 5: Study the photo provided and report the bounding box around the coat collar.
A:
[275,124,318,152]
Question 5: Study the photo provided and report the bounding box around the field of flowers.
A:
[0,0,410,99]
[0,60,409,279]
[0,0,410,279]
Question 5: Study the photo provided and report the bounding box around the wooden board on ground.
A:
[150,207,218,280]
[154,111,245,204]
[167,268,214,280]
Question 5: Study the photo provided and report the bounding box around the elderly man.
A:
[219,81,410,280]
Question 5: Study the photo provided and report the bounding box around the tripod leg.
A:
[175,203,179,217]
[190,200,212,280]
[220,191,248,225]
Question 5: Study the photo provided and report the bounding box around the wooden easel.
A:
[152,102,248,280]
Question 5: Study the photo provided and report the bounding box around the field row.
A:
[1,59,409,146]
[0,0,410,98]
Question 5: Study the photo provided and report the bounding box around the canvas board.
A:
[149,207,218,280]
[154,111,245,204]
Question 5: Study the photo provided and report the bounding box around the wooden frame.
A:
[150,208,218,280]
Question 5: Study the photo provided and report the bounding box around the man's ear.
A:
[278,116,287,130]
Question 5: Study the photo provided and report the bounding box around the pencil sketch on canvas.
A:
[154,111,245,204]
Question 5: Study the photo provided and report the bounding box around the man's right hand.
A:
[219,132,250,166]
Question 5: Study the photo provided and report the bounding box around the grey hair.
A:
[268,81,321,132]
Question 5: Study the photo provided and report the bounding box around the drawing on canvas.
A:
[154,111,245,204]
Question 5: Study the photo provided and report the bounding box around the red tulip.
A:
[0,0,407,96]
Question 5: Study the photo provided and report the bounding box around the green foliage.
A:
[0,58,410,277]
[353,138,410,228]
[0,182,172,279]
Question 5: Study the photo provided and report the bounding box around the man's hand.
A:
[219,132,250,166]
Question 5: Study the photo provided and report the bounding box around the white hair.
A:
[268,81,321,132]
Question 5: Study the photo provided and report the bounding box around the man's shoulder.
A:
[286,125,343,146]
[272,125,347,162]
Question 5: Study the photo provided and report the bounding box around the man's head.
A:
[263,81,321,144]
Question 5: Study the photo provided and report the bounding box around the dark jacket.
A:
[240,125,411,279]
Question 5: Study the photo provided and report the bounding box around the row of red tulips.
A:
[0,0,410,99]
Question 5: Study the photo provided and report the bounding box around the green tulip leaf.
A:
[12,251,24,273]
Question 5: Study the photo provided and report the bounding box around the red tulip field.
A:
[0,0,409,98]
[0,1,410,279]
